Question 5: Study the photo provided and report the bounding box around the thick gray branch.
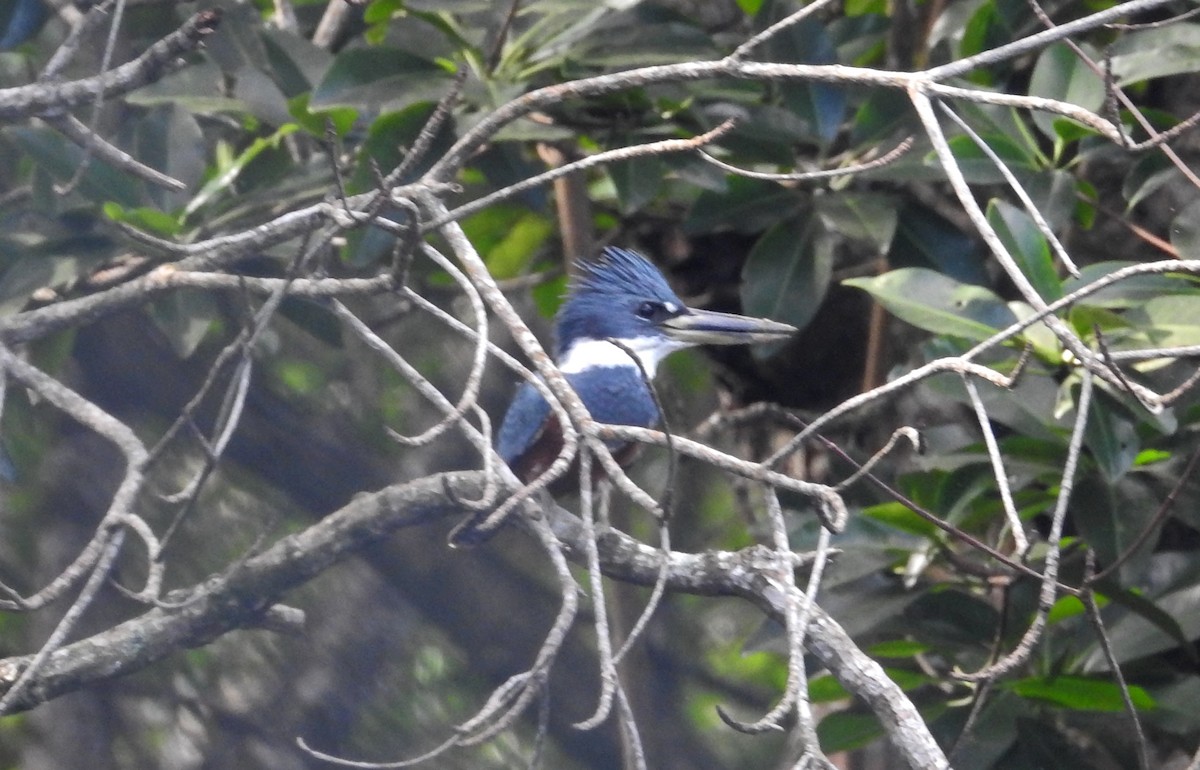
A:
[0,472,946,768]
[0,9,222,120]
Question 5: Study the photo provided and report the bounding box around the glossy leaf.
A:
[814,193,898,253]
[987,199,1063,301]
[1009,676,1154,711]
[817,710,885,753]
[1110,24,1200,85]
[860,501,939,538]
[483,212,554,279]
[1093,579,1196,666]
[845,268,1017,342]
[888,204,988,285]
[610,156,664,214]
[1131,295,1200,348]
[183,125,299,220]
[1123,152,1177,211]
[7,127,143,207]
[103,203,183,237]
[740,213,833,338]
[766,17,846,144]
[685,177,801,235]
[1069,473,1161,581]
[288,93,358,138]
[146,290,218,359]
[311,48,449,110]
[1171,198,1200,260]
[1064,261,1200,309]
[943,133,1038,184]
[1027,43,1106,140]
[1083,395,1139,483]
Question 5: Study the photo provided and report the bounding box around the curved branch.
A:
[0,9,222,120]
[0,471,947,769]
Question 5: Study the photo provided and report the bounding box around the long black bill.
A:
[658,308,797,346]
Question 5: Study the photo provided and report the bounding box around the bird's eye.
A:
[635,301,659,320]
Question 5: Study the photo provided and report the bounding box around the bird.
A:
[496,246,797,485]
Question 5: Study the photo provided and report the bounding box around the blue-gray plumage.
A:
[497,246,795,483]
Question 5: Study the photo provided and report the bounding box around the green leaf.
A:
[1171,198,1200,260]
[532,272,569,318]
[275,359,325,395]
[483,212,554,279]
[1046,595,1088,624]
[132,104,206,207]
[868,639,931,658]
[1023,169,1079,234]
[1133,448,1171,467]
[610,156,664,214]
[820,703,947,753]
[288,93,358,137]
[1123,152,1176,211]
[1083,395,1139,483]
[1070,473,1163,582]
[261,27,335,97]
[735,0,764,15]
[1093,579,1198,666]
[987,199,1063,301]
[350,102,456,191]
[685,177,800,234]
[959,1,1007,65]
[364,0,403,24]
[817,711,884,753]
[1132,294,1200,348]
[888,204,988,285]
[808,674,849,702]
[765,16,846,145]
[146,290,217,359]
[311,47,449,110]
[1065,261,1200,309]
[7,127,143,207]
[183,125,299,221]
[567,14,717,68]
[814,193,898,253]
[845,268,1017,342]
[1110,23,1200,85]
[1009,676,1154,711]
[124,61,251,115]
[457,202,551,280]
[861,501,938,538]
[943,133,1038,184]
[851,88,915,143]
[905,589,999,646]
[740,213,833,338]
[1027,42,1106,140]
[103,203,183,237]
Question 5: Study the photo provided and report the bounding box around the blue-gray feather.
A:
[496,380,552,466]
[554,247,685,357]
[497,367,660,469]
[498,247,676,479]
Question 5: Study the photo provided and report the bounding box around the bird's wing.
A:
[496,380,552,468]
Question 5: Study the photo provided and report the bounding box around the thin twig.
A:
[957,366,1094,681]
[696,136,915,183]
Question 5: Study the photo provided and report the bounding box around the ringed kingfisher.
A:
[497,246,797,484]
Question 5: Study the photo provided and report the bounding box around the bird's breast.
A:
[497,364,661,484]
[568,365,660,430]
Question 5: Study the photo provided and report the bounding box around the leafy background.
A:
[0,0,1199,768]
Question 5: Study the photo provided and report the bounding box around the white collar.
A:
[557,336,690,376]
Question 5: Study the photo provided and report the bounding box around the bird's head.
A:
[554,247,796,375]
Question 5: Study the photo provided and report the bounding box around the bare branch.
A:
[0,9,222,120]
